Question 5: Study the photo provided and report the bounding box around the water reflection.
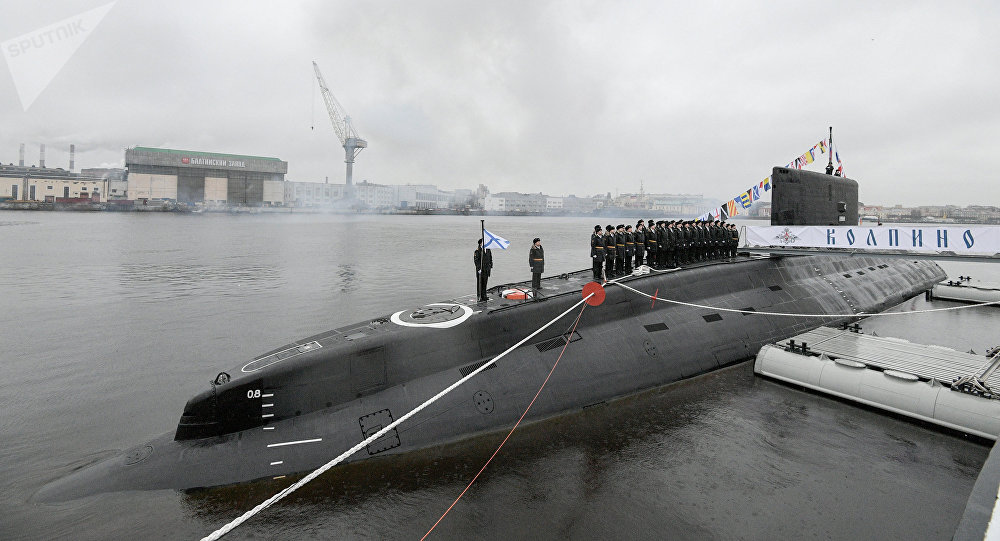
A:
[118,262,282,298]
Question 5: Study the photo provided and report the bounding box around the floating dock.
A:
[753,327,1000,440]
[930,279,1000,304]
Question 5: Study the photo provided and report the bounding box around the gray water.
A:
[1,212,996,540]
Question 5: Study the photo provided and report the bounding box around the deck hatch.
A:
[242,341,322,373]
[644,323,669,332]
[768,285,783,291]
[703,314,723,323]
[740,307,756,315]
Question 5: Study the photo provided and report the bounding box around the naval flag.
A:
[483,229,510,250]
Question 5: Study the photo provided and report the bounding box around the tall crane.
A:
[312,61,367,192]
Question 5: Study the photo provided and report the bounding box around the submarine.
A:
[36,168,946,502]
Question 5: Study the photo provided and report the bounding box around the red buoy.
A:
[582,282,605,306]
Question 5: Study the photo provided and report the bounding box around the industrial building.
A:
[124,147,287,206]
[0,144,112,202]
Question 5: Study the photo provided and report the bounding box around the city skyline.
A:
[2,1,998,207]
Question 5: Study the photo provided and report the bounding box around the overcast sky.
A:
[2,0,997,207]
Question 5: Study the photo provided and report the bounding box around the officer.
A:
[604,224,616,279]
[634,220,645,268]
[474,238,493,302]
[624,224,635,274]
[590,225,604,280]
[645,219,657,269]
[529,237,544,292]
[615,224,626,277]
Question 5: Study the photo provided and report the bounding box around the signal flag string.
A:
[422,301,590,540]
[201,292,596,541]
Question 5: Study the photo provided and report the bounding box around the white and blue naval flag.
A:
[483,229,510,250]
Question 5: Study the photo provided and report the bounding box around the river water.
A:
[1,212,997,540]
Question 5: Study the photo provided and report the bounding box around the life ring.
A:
[502,288,533,300]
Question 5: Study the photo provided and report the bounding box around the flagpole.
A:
[481,219,485,251]
[826,126,834,175]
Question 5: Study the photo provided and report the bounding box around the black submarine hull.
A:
[36,254,945,502]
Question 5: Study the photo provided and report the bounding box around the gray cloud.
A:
[1,0,997,206]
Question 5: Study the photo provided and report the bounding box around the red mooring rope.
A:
[421,303,589,540]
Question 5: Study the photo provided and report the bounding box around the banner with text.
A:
[745,226,1000,255]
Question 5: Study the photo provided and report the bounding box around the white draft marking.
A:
[270,461,283,466]
[266,438,322,448]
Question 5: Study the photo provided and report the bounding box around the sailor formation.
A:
[590,220,739,280]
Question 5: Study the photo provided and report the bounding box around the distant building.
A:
[284,180,345,207]
[125,147,287,206]
[393,184,452,209]
[354,181,394,209]
[0,164,106,201]
[484,192,547,213]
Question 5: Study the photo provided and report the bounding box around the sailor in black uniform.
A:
[604,225,616,280]
[474,239,493,302]
[614,224,626,277]
[529,237,544,292]
[634,220,645,268]
[624,225,634,274]
[656,221,667,268]
[645,219,657,269]
[591,225,604,280]
[729,223,739,258]
[665,221,677,268]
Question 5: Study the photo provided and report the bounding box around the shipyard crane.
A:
[312,60,367,191]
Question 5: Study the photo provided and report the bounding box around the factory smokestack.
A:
[40,144,45,168]
[70,144,75,171]
[19,143,24,166]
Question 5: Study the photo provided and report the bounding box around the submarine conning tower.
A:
[770,167,858,226]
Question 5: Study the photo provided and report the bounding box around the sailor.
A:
[729,223,740,257]
[529,237,544,292]
[709,220,719,260]
[645,219,657,269]
[657,221,668,268]
[604,225,616,280]
[695,220,706,261]
[634,220,645,268]
[677,221,691,265]
[590,225,604,280]
[624,224,635,274]
[716,220,729,258]
[474,238,493,302]
[665,221,677,268]
[615,224,626,277]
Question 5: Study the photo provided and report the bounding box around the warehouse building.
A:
[124,147,288,206]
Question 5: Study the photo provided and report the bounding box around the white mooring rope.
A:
[204,270,996,539]
[610,280,1000,318]
[201,293,595,541]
